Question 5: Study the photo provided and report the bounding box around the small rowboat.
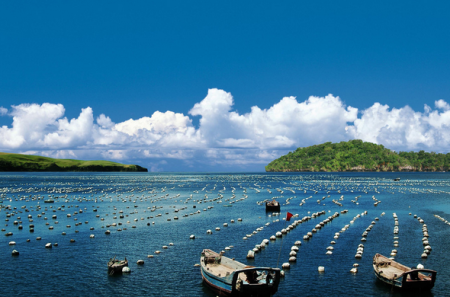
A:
[265,200,280,212]
[373,253,436,290]
[107,256,128,275]
[200,249,280,296]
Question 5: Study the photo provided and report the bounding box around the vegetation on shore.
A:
[265,140,450,172]
[0,152,148,172]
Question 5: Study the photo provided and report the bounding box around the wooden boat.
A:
[373,254,436,290]
[107,256,128,275]
[200,249,280,297]
[265,199,280,212]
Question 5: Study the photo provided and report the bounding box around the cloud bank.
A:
[0,89,449,171]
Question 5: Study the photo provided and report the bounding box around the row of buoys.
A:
[434,214,450,226]
[415,215,432,259]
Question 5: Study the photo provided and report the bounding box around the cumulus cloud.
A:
[0,107,7,115]
[2,90,450,171]
[346,100,450,152]
[189,89,357,149]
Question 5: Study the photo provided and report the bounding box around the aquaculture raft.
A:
[373,253,436,290]
[265,199,280,212]
[107,257,128,275]
[200,249,280,297]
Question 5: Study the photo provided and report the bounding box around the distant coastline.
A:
[0,152,148,172]
[265,140,450,172]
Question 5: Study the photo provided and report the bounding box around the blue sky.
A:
[1,1,450,171]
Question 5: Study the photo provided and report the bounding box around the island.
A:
[265,140,450,172]
[0,152,148,172]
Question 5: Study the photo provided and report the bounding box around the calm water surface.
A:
[1,172,449,296]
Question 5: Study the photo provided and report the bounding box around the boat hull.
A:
[200,249,280,297]
[373,254,436,290]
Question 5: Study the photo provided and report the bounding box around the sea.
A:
[1,171,449,297]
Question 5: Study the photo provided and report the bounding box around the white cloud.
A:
[2,91,450,171]
[346,100,450,151]
[0,107,7,116]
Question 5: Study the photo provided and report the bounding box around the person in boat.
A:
[410,268,419,280]
[245,270,258,284]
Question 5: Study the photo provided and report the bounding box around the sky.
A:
[1,1,450,172]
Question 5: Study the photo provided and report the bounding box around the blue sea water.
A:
[1,172,449,297]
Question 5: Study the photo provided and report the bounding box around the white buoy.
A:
[122,267,131,273]
[289,256,296,262]
[282,263,290,269]
[137,260,144,265]
[350,267,358,273]
[247,250,255,259]
[190,235,195,239]
[417,264,424,269]
[318,266,325,272]
[90,234,95,238]
[45,243,52,248]
[8,241,16,245]
[12,249,19,256]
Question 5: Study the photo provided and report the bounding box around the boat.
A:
[107,256,128,275]
[44,199,55,203]
[200,249,280,296]
[265,199,280,212]
[373,253,436,290]
[394,178,400,181]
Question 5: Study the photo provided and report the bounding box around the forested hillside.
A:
[265,140,450,172]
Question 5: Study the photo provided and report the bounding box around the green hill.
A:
[0,152,148,172]
[265,140,450,172]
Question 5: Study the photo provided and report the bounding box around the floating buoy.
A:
[417,264,424,269]
[350,267,358,273]
[122,267,131,273]
[147,255,154,258]
[190,235,195,239]
[247,250,255,259]
[318,266,325,272]
[421,253,428,258]
[137,260,144,265]
[45,243,52,248]
[8,241,16,245]
[12,249,19,256]
[282,263,290,269]
[289,256,296,262]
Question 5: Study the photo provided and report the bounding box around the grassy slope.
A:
[0,153,147,172]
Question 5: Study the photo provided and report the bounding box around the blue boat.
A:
[200,249,280,297]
